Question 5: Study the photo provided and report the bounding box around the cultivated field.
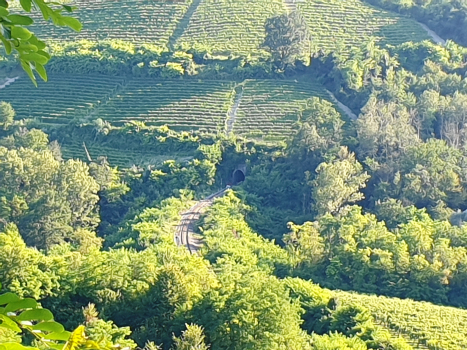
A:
[298,0,430,52]
[2,76,336,141]
[175,0,286,55]
[334,290,467,350]
[1,75,126,124]
[97,79,235,134]
[233,79,336,141]
[30,0,191,48]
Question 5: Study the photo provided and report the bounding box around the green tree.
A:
[172,324,209,350]
[197,258,311,350]
[398,139,466,207]
[291,97,344,165]
[262,11,310,68]
[0,102,14,131]
[0,146,100,249]
[0,0,81,85]
[312,147,370,216]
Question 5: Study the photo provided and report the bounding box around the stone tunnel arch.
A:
[232,169,246,185]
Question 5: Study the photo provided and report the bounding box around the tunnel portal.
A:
[232,169,246,185]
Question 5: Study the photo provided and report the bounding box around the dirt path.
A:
[418,22,446,46]
[168,0,204,50]
[226,87,243,134]
[0,76,19,90]
[175,189,226,253]
[326,90,358,120]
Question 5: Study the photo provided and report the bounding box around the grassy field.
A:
[334,290,467,350]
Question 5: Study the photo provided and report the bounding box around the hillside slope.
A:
[28,0,431,55]
[334,290,467,350]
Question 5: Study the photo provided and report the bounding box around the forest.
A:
[2,0,467,349]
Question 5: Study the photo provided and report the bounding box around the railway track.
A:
[174,188,227,253]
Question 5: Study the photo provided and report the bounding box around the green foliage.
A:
[0,102,14,131]
[0,287,135,350]
[334,289,467,350]
[195,257,312,350]
[0,0,81,85]
[0,145,100,249]
[262,11,310,68]
[200,190,292,275]
[171,324,209,350]
[312,147,370,216]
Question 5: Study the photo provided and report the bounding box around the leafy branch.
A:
[0,0,82,85]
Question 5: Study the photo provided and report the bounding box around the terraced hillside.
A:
[0,75,126,124]
[97,79,235,133]
[23,0,432,55]
[233,79,335,141]
[297,0,431,52]
[2,76,336,142]
[175,0,286,55]
[334,290,467,350]
[60,141,192,167]
[30,0,191,48]
[1,76,234,133]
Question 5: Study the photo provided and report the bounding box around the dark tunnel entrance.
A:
[232,169,245,185]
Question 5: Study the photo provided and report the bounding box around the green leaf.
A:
[44,330,71,341]
[20,0,32,12]
[7,15,33,25]
[2,26,11,39]
[0,293,21,306]
[5,298,37,312]
[0,6,8,16]
[62,5,74,12]
[17,309,53,321]
[20,52,49,65]
[0,314,21,332]
[0,37,12,54]
[36,50,51,60]
[11,27,32,40]
[60,16,82,32]
[0,343,39,350]
[28,36,46,50]
[34,63,48,82]
[17,43,38,52]
[20,61,37,87]
[0,0,7,8]
[32,321,64,333]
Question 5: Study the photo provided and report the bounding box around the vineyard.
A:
[97,79,235,133]
[174,0,286,55]
[0,75,126,124]
[21,0,433,56]
[30,0,191,48]
[334,290,467,350]
[233,79,336,141]
[2,76,335,140]
[59,141,192,167]
[297,0,430,52]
